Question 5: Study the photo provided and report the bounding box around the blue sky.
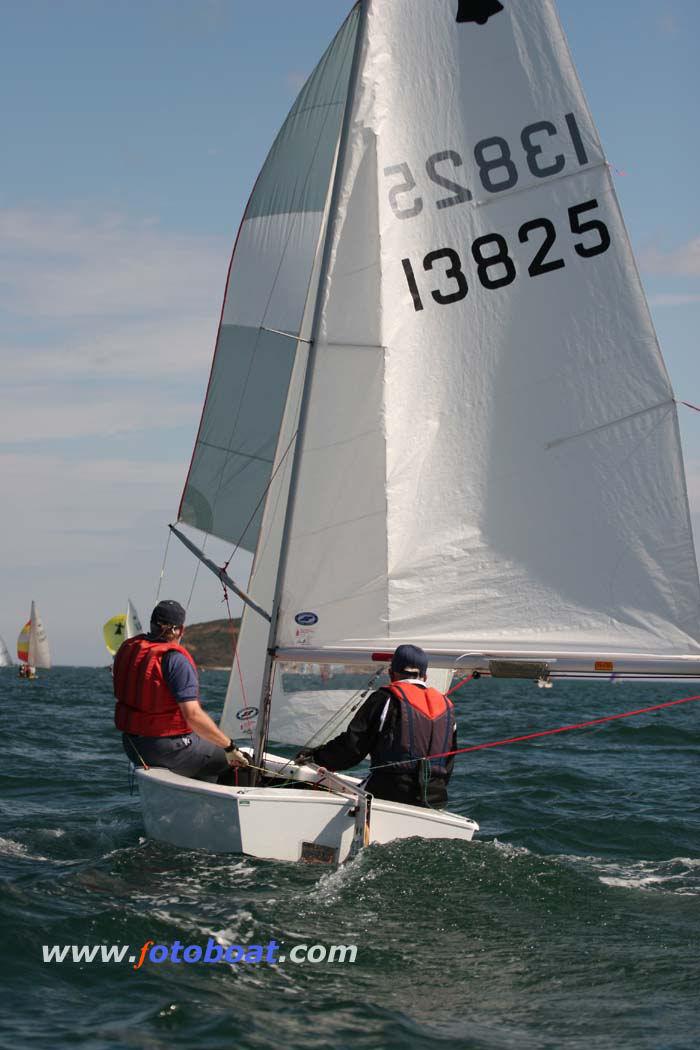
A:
[1,0,699,664]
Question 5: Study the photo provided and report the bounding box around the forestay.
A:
[271,0,700,662]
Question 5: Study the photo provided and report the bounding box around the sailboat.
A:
[0,636,12,668]
[17,602,51,679]
[133,0,700,864]
[103,599,143,657]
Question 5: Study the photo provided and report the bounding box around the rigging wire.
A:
[154,527,173,605]
[185,534,207,614]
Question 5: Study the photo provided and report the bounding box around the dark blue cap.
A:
[151,600,186,627]
[391,644,428,678]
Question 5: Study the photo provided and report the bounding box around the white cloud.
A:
[0,208,230,320]
[648,293,700,307]
[640,238,700,279]
[1,316,215,381]
[0,387,200,442]
[0,207,229,438]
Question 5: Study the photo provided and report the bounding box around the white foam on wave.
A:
[490,838,532,859]
[584,856,700,895]
[0,836,48,861]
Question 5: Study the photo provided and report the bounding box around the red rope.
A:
[368,693,700,771]
[446,673,475,696]
[430,694,700,761]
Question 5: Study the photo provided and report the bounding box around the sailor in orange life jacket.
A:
[113,599,249,783]
[295,645,457,808]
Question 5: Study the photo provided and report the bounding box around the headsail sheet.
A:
[178,7,361,552]
[273,0,700,659]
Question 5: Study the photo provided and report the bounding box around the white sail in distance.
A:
[0,636,12,667]
[28,602,51,669]
[269,0,700,666]
[126,599,142,638]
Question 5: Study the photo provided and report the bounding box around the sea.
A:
[1,666,698,1050]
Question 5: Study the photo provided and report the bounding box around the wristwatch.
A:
[224,739,236,752]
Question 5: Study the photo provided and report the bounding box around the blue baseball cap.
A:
[391,644,428,678]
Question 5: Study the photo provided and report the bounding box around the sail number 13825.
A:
[401,199,610,312]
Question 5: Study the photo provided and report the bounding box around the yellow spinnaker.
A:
[103,614,127,655]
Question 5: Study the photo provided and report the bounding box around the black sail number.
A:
[518,218,565,276]
[384,162,423,219]
[569,199,611,257]
[472,234,516,289]
[425,150,472,209]
[401,199,612,312]
[424,248,469,304]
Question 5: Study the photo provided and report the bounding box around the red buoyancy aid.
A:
[113,635,196,737]
[374,681,455,776]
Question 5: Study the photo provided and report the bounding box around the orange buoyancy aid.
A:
[113,635,196,737]
[374,681,455,776]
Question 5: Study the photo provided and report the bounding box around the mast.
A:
[253,0,370,770]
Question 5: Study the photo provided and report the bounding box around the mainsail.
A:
[183,1,700,750]
[273,0,700,662]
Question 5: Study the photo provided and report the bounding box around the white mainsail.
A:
[0,635,12,667]
[188,0,700,753]
[272,0,700,665]
[126,599,142,638]
[28,602,51,670]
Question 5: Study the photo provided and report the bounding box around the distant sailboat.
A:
[103,599,143,656]
[0,636,12,668]
[17,602,51,678]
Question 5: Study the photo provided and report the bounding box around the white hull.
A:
[135,755,478,864]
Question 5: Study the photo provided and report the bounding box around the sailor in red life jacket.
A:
[113,599,249,782]
[295,645,457,808]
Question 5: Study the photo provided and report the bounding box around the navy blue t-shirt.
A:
[160,648,199,703]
